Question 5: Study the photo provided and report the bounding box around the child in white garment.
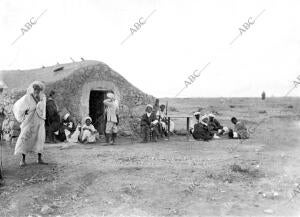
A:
[81,117,99,144]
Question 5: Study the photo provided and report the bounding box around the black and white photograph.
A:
[0,0,300,216]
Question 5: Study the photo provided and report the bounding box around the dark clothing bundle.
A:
[45,98,60,142]
[191,122,214,141]
[55,118,77,142]
[46,99,59,124]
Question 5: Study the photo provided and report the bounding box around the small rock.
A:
[41,205,54,215]
[264,209,274,214]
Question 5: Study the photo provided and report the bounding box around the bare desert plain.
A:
[0,97,300,217]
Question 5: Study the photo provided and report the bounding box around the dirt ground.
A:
[1,97,300,217]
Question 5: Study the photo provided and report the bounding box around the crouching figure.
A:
[228,117,250,139]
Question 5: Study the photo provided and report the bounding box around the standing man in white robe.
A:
[13,81,47,166]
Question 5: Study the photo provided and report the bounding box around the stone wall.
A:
[0,89,24,119]
[0,63,155,136]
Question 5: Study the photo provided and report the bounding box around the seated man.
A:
[61,113,79,142]
[206,113,228,136]
[159,104,175,135]
[81,117,99,144]
[229,117,250,139]
[140,104,159,142]
[207,113,222,131]
[190,111,201,132]
[158,104,167,137]
[190,112,214,141]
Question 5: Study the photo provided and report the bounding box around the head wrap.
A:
[64,113,70,121]
[200,114,208,121]
[194,111,201,116]
[107,93,115,99]
[146,104,153,110]
[208,113,215,118]
[84,116,92,123]
[27,81,45,95]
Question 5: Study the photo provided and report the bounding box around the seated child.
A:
[81,117,99,143]
[140,104,159,142]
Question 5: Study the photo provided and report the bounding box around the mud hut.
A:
[0,60,154,135]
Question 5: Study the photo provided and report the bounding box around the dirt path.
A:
[1,116,300,217]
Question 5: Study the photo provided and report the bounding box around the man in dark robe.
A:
[141,104,159,142]
[45,90,60,143]
[190,112,214,141]
[206,113,224,136]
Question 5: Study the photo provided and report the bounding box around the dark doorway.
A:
[89,90,110,134]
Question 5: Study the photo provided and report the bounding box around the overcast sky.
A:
[0,0,300,97]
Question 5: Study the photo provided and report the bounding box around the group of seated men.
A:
[140,99,250,143]
[45,91,101,144]
[140,100,175,143]
[190,112,250,141]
